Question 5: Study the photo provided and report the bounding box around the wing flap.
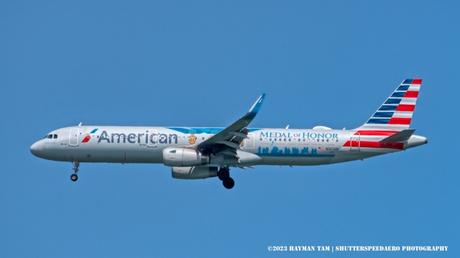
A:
[215,140,241,149]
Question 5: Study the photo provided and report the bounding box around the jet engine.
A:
[171,166,218,179]
[162,147,209,167]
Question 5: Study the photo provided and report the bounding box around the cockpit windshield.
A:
[44,134,58,139]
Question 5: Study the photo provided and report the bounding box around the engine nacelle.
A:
[171,166,218,179]
[163,147,209,167]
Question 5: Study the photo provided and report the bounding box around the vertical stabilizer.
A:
[358,78,422,131]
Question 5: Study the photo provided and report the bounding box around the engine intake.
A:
[171,166,218,179]
[163,147,209,167]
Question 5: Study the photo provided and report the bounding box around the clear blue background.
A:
[1,0,458,257]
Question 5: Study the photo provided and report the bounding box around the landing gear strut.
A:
[70,161,79,182]
[218,167,235,189]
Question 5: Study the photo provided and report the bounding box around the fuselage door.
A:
[349,133,360,152]
[69,128,80,147]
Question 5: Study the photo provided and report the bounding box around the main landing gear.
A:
[218,167,235,189]
[70,161,79,182]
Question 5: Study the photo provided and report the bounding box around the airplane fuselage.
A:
[29,78,427,189]
[31,125,427,166]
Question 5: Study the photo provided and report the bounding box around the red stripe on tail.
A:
[404,91,419,98]
[396,104,415,111]
[412,79,422,85]
[389,117,412,125]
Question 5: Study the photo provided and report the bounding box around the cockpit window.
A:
[47,134,53,139]
[44,134,58,139]
[53,134,58,139]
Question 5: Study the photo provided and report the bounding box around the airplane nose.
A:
[30,141,42,157]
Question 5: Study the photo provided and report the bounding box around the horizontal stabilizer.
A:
[380,129,415,143]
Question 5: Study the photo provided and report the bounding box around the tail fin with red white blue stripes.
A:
[358,78,422,131]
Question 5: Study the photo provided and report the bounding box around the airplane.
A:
[30,78,427,189]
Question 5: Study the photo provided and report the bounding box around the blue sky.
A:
[1,0,458,257]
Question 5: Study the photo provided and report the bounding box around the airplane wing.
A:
[197,94,265,157]
[380,129,415,143]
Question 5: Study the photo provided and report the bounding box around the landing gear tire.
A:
[70,173,78,182]
[217,168,230,181]
[70,161,80,182]
[222,177,235,189]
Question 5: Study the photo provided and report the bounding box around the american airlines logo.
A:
[81,128,98,143]
[97,130,178,144]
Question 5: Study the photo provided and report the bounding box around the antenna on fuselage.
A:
[285,124,290,129]
[78,122,82,127]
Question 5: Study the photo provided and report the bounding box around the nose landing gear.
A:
[70,161,79,182]
[218,167,235,189]
[70,173,78,182]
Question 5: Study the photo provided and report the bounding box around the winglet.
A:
[248,93,266,114]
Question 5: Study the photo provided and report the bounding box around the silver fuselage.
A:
[30,126,427,167]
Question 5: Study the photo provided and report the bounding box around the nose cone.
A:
[30,141,43,157]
